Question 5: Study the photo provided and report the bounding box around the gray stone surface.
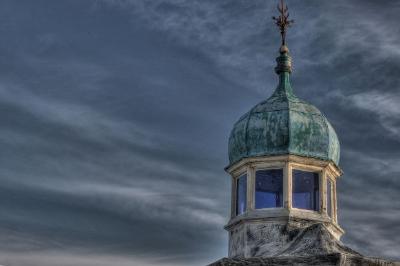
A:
[229,221,349,258]
[209,254,400,266]
[210,223,400,266]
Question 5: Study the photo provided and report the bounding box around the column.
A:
[283,162,292,210]
[321,169,327,215]
[247,166,255,211]
[231,176,236,218]
[333,179,338,223]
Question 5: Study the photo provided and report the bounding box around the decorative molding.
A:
[226,154,343,177]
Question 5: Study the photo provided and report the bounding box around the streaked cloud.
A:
[0,0,399,265]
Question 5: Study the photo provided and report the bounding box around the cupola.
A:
[224,1,344,258]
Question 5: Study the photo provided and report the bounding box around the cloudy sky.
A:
[0,0,399,265]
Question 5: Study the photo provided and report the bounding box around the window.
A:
[255,169,283,209]
[327,178,332,217]
[236,174,247,215]
[292,170,319,211]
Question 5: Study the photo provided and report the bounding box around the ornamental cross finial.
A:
[272,0,294,46]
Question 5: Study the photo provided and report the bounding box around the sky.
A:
[0,0,399,265]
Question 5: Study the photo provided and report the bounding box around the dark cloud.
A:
[0,0,399,265]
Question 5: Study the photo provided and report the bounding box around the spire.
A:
[272,0,295,97]
[273,0,294,47]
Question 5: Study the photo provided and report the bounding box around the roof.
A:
[228,48,340,167]
[209,254,400,266]
[209,223,400,266]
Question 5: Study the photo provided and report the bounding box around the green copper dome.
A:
[228,47,340,167]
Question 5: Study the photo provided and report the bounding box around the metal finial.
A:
[272,0,294,47]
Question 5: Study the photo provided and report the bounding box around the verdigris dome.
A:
[228,47,340,167]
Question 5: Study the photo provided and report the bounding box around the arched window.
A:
[236,174,247,215]
[255,169,283,209]
[292,170,319,211]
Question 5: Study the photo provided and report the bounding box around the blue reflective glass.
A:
[255,169,283,209]
[236,175,247,215]
[292,170,319,211]
[327,179,332,217]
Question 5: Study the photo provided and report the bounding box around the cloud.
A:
[0,251,195,266]
[0,0,399,265]
[351,91,400,136]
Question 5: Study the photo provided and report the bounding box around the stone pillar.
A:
[321,169,327,215]
[231,176,236,218]
[333,180,338,223]
[247,166,255,211]
[284,162,292,209]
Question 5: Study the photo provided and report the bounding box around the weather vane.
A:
[272,0,294,46]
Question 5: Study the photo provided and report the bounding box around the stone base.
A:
[210,223,400,266]
[228,221,348,258]
[209,254,400,266]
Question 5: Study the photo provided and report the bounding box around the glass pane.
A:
[255,169,283,209]
[236,174,247,215]
[327,179,332,217]
[292,170,319,211]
